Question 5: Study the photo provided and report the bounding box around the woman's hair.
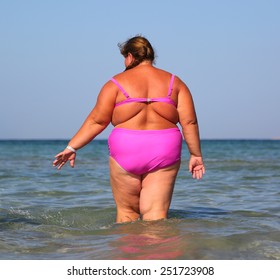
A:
[118,36,155,70]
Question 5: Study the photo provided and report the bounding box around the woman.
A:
[53,36,205,223]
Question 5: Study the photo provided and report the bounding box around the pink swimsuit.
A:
[111,74,177,107]
[108,74,182,175]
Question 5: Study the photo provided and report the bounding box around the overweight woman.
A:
[53,36,205,223]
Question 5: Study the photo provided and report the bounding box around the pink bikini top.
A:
[111,74,176,107]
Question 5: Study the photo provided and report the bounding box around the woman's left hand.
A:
[53,149,76,170]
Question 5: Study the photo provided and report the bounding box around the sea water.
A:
[0,140,279,260]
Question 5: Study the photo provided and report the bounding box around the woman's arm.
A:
[53,81,117,169]
[177,78,205,179]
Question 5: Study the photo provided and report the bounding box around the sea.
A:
[0,139,279,260]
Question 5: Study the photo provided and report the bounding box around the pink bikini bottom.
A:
[108,128,182,175]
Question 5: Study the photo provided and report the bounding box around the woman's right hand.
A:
[189,155,205,180]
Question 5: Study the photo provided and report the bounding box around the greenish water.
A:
[0,140,279,259]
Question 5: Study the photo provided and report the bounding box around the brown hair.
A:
[118,36,155,70]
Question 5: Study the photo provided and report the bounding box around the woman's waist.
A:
[112,117,179,130]
[112,104,179,127]
[110,126,181,135]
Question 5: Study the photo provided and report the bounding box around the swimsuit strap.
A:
[167,74,175,97]
[111,78,130,98]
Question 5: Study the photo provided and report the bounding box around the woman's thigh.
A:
[140,161,181,221]
[109,157,142,223]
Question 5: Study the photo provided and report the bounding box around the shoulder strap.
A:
[167,74,175,97]
[111,78,130,98]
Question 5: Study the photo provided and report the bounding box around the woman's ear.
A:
[125,53,135,68]
[127,53,134,64]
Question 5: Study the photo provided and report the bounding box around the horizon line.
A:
[1,138,280,141]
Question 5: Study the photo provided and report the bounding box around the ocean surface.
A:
[0,139,279,260]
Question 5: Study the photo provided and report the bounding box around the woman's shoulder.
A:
[110,66,185,86]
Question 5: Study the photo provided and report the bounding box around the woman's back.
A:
[111,64,179,129]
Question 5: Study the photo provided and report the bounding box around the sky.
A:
[0,0,279,140]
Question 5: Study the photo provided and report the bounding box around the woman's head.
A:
[118,36,155,70]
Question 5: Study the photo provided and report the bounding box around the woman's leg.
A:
[140,161,181,221]
[109,157,142,223]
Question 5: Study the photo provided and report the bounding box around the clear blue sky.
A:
[1,0,279,139]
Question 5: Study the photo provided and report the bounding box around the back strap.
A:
[111,78,130,98]
[167,74,175,97]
